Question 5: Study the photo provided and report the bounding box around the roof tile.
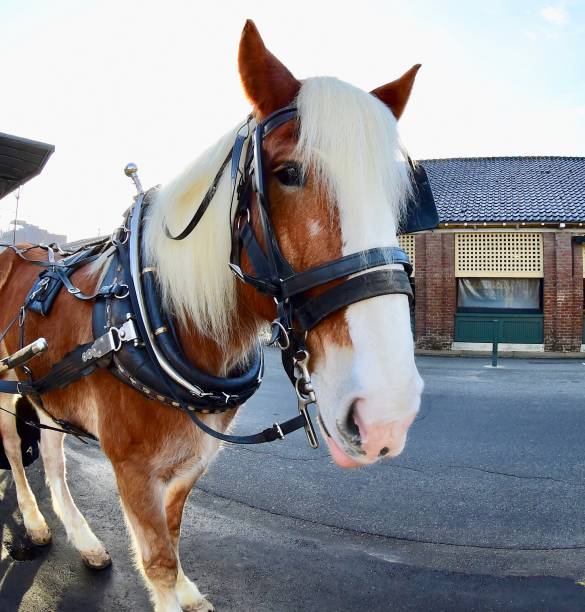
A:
[419,156,585,223]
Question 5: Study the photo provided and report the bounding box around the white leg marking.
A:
[38,415,110,568]
[176,561,213,611]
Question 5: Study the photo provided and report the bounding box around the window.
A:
[398,234,415,277]
[457,278,542,313]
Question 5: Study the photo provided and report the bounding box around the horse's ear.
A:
[371,64,421,120]
[238,20,301,118]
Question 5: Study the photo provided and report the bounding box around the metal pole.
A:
[12,186,21,245]
[491,319,499,367]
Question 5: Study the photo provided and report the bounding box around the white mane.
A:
[145,122,245,342]
[146,77,411,343]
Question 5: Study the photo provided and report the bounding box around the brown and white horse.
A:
[0,20,423,612]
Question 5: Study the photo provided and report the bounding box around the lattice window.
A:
[455,233,543,278]
[398,234,416,277]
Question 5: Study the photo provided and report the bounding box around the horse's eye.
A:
[274,163,305,187]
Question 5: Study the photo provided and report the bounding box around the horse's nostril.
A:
[344,399,362,446]
[379,446,390,457]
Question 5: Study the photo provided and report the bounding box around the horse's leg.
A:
[165,470,213,611]
[37,412,111,568]
[0,394,51,545]
[113,459,185,612]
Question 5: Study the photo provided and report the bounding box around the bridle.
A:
[0,105,429,454]
[166,105,414,447]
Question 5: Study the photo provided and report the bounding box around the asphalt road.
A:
[2,352,585,611]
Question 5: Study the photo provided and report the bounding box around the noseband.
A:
[167,105,414,447]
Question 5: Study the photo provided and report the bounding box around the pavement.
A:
[2,351,585,611]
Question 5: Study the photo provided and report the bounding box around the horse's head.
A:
[237,21,424,468]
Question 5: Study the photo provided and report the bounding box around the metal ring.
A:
[108,327,123,352]
[114,284,130,299]
[111,226,130,246]
[294,349,309,364]
[270,320,290,350]
[295,376,316,403]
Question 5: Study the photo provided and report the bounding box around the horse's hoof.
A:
[81,548,112,570]
[182,598,214,612]
[26,525,52,546]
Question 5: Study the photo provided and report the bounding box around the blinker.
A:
[400,162,439,235]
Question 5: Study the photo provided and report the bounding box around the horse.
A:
[0,20,423,612]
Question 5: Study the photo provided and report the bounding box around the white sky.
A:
[2,0,584,240]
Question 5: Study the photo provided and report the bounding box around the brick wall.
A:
[414,233,456,349]
[543,233,583,351]
[572,241,584,347]
[414,230,583,352]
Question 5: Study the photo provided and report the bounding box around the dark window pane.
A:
[458,278,541,311]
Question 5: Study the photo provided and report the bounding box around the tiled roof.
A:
[419,157,585,224]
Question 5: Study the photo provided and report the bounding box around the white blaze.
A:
[296,77,423,460]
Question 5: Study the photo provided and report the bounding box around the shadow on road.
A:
[0,470,47,609]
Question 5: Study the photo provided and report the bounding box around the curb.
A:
[415,349,585,359]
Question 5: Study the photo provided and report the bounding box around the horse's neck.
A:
[172,284,262,377]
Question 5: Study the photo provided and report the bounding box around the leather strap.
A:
[262,106,298,137]
[165,148,233,241]
[0,342,107,397]
[0,241,108,269]
[184,409,308,445]
[279,247,412,299]
[294,268,413,332]
[0,378,33,394]
[55,266,126,301]
[0,403,94,440]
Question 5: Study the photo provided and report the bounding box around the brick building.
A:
[400,156,585,352]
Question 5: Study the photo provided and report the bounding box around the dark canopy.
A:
[0,133,54,200]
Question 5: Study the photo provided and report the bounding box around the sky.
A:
[1,0,584,240]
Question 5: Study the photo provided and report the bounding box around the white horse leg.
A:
[175,558,210,612]
[165,472,213,611]
[0,394,51,545]
[38,413,111,568]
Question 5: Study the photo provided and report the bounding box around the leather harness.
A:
[0,104,437,449]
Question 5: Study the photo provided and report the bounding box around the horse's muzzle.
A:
[326,400,417,468]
